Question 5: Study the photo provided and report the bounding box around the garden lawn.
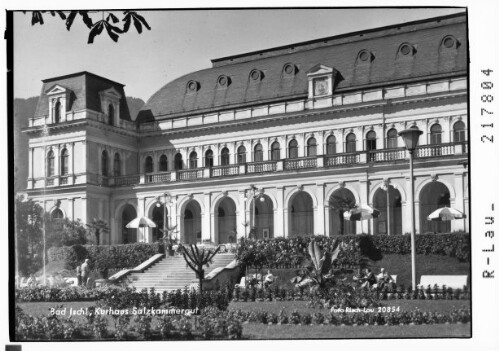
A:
[243,323,470,339]
[229,300,470,315]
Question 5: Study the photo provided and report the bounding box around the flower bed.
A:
[15,286,233,310]
[226,306,471,326]
[15,305,242,341]
[231,284,470,304]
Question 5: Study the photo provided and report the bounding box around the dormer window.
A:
[306,64,338,101]
[54,100,62,123]
[108,104,114,126]
[99,87,122,126]
[46,85,71,124]
[313,77,329,96]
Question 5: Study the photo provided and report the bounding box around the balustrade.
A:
[211,165,240,177]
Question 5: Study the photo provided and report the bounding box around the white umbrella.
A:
[427,207,465,221]
[344,205,380,234]
[344,205,380,221]
[126,216,157,228]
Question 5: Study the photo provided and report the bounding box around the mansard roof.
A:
[34,71,132,121]
[138,12,467,123]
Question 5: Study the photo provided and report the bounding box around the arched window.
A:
[366,131,377,151]
[60,148,69,176]
[144,156,153,173]
[271,142,280,160]
[453,121,466,142]
[288,139,298,159]
[159,154,168,172]
[47,150,55,177]
[189,151,198,169]
[386,128,398,149]
[54,100,61,123]
[430,124,442,145]
[114,153,121,176]
[346,133,357,153]
[205,150,214,167]
[108,104,114,126]
[326,135,336,154]
[174,153,183,170]
[307,137,317,156]
[220,147,230,166]
[254,144,263,162]
[237,146,246,164]
[101,150,108,176]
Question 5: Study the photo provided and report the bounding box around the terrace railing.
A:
[34,142,467,189]
[247,160,277,174]
[284,156,317,170]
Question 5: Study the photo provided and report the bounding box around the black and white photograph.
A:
[3,2,498,349]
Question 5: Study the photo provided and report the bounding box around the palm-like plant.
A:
[306,239,341,290]
[181,244,221,292]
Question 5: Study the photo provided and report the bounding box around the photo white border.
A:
[2,0,498,350]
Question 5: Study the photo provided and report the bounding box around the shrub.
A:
[236,233,470,270]
[48,243,162,270]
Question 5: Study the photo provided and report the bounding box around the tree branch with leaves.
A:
[24,10,151,44]
[181,244,221,292]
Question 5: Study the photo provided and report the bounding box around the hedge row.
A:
[236,233,470,269]
[47,242,163,272]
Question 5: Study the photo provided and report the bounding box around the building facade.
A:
[22,13,469,245]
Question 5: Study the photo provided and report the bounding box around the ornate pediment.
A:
[306,64,334,76]
[46,84,71,96]
[99,87,122,99]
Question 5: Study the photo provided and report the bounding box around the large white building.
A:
[22,13,469,245]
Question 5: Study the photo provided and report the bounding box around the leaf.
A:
[57,11,67,20]
[104,22,120,42]
[66,11,78,30]
[134,13,151,30]
[132,16,143,34]
[106,13,119,24]
[122,13,132,33]
[88,22,104,44]
[31,12,44,26]
[79,11,94,29]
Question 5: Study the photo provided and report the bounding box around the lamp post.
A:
[398,128,423,289]
[156,193,172,255]
[381,179,391,236]
[248,185,265,239]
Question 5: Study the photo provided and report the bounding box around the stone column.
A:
[315,183,326,235]
[452,172,466,232]
[202,192,212,243]
[236,190,247,240]
[359,179,369,234]
[274,186,285,237]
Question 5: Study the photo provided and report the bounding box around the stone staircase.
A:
[127,253,235,293]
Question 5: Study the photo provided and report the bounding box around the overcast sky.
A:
[14,8,465,103]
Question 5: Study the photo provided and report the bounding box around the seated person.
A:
[352,268,364,282]
[376,268,394,288]
[361,268,377,289]
[263,270,276,287]
[26,274,38,287]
